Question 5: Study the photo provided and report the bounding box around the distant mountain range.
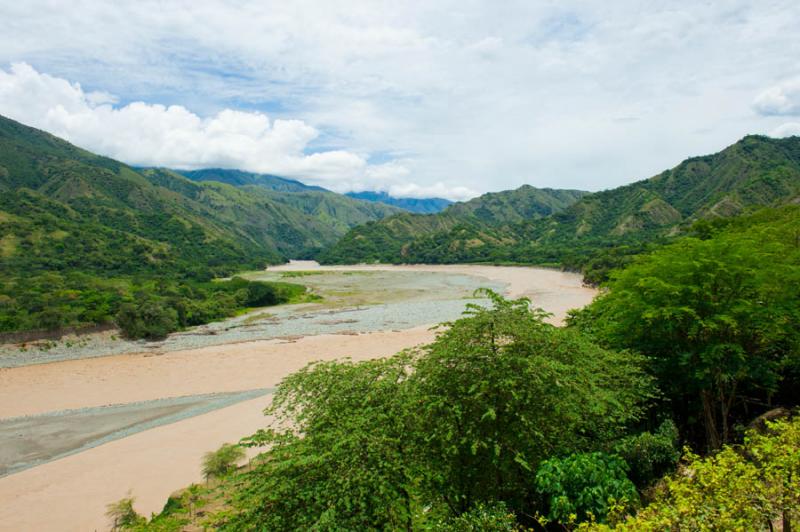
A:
[0,115,402,279]
[317,185,589,264]
[319,135,800,270]
[177,169,453,214]
[177,168,327,192]
[345,191,452,213]
[4,110,799,282]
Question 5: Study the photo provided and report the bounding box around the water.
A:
[0,270,505,368]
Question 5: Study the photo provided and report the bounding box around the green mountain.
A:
[345,191,452,213]
[318,185,588,264]
[177,168,404,234]
[178,168,326,192]
[320,135,800,269]
[0,115,394,336]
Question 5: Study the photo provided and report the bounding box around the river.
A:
[0,263,595,531]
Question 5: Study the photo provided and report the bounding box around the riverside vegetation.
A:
[118,205,800,530]
[3,112,800,528]
[0,115,403,339]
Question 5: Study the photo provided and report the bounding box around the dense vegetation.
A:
[177,168,404,235]
[0,115,399,338]
[321,136,800,283]
[126,206,800,530]
[0,273,306,339]
[319,185,588,264]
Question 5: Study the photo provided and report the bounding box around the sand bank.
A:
[265,261,595,325]
[0,264,596,531]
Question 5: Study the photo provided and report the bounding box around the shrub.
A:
[202,443,245,480]
[534,452,638,525]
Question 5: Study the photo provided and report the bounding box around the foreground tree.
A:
[571,215,800,448]
[220,292,654,530]
[411,291,654,517]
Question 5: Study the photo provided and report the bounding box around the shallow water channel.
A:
[0,269,505,368]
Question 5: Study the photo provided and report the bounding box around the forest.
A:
[119,205,800,530]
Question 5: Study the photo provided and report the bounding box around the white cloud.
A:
[0,62,471,198]
[0,2,798,196]
[387,182,476,201]
[771,122,800,138]
[753,78,800,116]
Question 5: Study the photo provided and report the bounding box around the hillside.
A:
[178,168,404,233]
[346,191,452,213]
[0,115,391,336]
[177,168,326,192]
[321,136,800,269]
[318,185,588,264]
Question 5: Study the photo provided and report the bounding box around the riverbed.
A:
[0,263,595,531]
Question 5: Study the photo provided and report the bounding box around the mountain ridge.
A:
[345,191,452,213]
[319,135,800,268]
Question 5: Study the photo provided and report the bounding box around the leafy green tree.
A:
[582,416,800,531]
[572,226,800,448]
[115,299,179,340]
[409,290,654,516]
[202,443,245,481]
[226,354,417,531]
[534,452,638,525]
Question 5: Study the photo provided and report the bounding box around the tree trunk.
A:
[701,390,721,449]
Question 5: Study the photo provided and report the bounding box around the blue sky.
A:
[0,1,799,200]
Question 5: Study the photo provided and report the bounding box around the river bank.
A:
[0,264,596,531]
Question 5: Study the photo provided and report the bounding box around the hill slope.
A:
[177,168,404,234]
[318,185,588,264]
[321,136,800,268]
[177,168,326,192]
[345,191,452,213]
[0,116,353,277]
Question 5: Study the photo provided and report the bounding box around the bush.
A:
[535,452,638,525]
[434,502,520,531]
[583,416,800,530]
[202,443,245,480]
[106,496,145,530]
[115,299,179,340]
[612,420,680,488]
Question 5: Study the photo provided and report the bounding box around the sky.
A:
[0,1,799,200]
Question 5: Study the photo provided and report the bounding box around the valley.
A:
[0,263,595,531]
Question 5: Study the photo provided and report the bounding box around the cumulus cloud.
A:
[0,62,472,199]
[753,78,800,116]
[1,2,799,196]
[385,182,475,201]
[771,122,800,138]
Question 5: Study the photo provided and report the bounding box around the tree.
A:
[115,298,179,340]
[222,292,654,530]
[571,227,800,449]
[409,290,654,517]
